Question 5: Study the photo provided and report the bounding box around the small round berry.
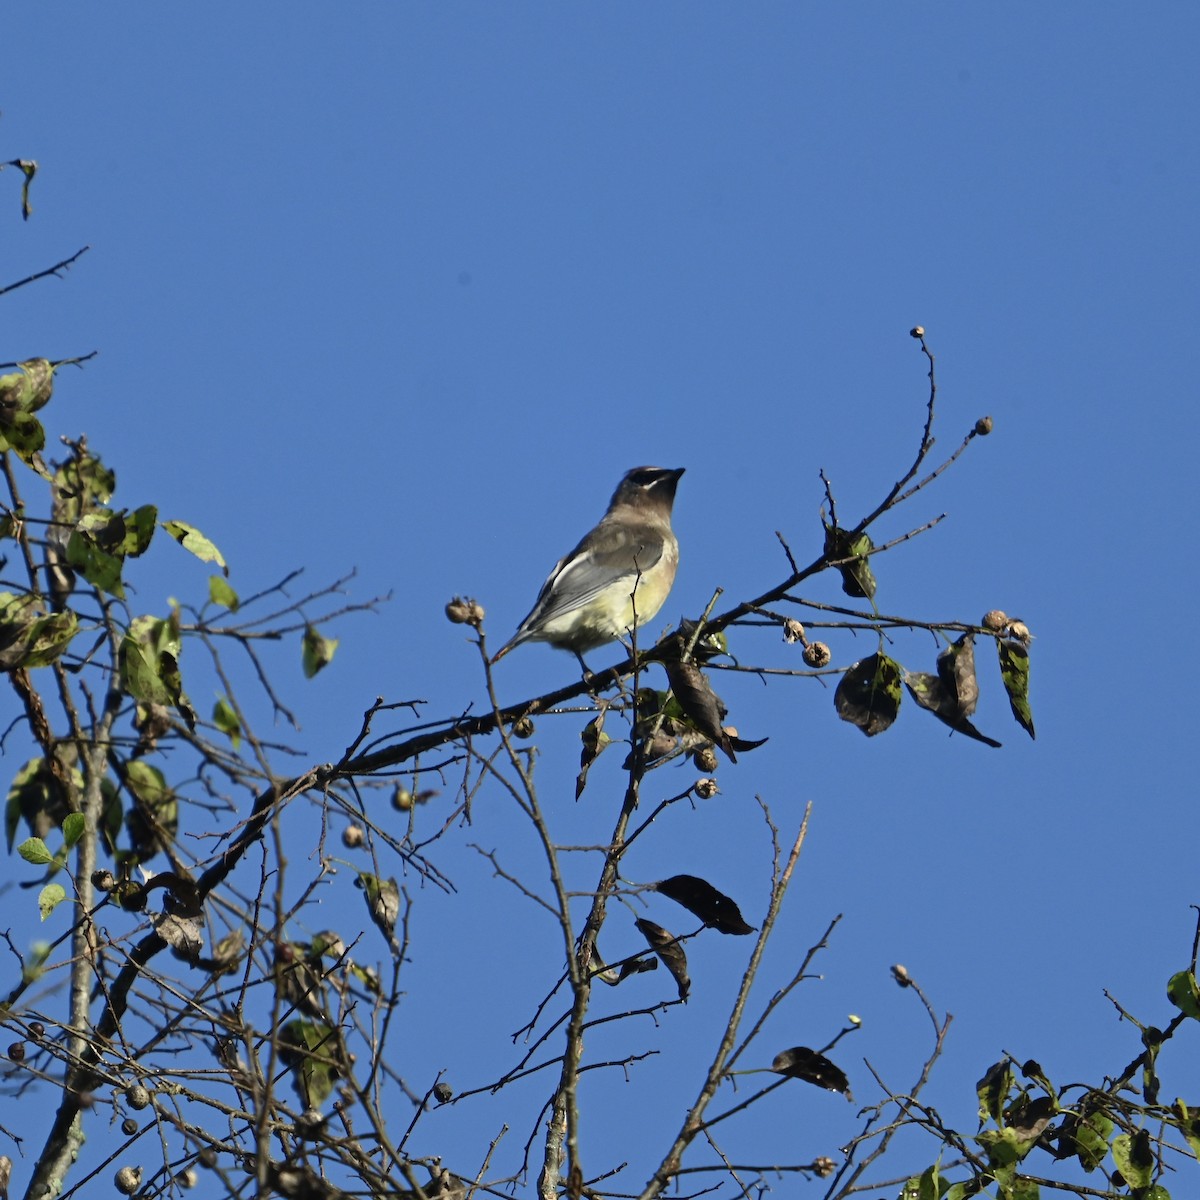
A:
[115,1166,142,1195]
[125,1084,152,1110]
[122,1117,139,1136]
[7,1041,25,1062]
[1009,620,1033,644]
[695,778,720,800]
[974,415,994,436]
[29,1021,45,1039]
[341,824,365,849]
[692,746,718,774]
[392,786,413,811]
[434,1081,454,1104]
[981,610,1009,632]
[512,715,535,739]
[814,1156,837,1178]
[891,963,912,988]
[803,641,832,669]
[909,326,925,339]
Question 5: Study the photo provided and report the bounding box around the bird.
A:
[491,466,685,671]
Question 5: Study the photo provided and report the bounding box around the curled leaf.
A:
[905,668,1002,749]
[771,1046,853,1100]
[162,520,227,574]
[824,525,877,599]
[997,638,1036,740]
[302,625,339,678]
[835,653,902,737]
[660,660,766,762]
[357,872,400,945]
[576,713,611,799]
[1167,970,1200,1021]
[635,918,690,1001]
[38,882,67,921]
[654,874,755,935]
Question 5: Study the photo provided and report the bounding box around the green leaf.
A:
[18,837,53,865]
[121,505,158,557]
[22,941,50,984]
[835,652,902,736]
[1173,1100,1200,1162]
[302,625,338,678]
[21,611,80,668]
[278,1019,340,1107]
[0,409,47,462]
[62,812,86,848]
[0,359,54,413]
[38,882,67,921]
[1072,1110,1113,1172]
[66,529,125,598]
[997,639,1035,740]
[208,574,239,611]
[212,697,242,748]
[0,593,80,669]
[977,1127,1029,1168]
[904,1162,944,1200]
[119,615,195,728]
[1167,970,1200,1020]
[162,520,227,574]
[124,761,179,860]
[1111,1130,1154,1190]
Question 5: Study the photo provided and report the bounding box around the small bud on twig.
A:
[445,596,485,627]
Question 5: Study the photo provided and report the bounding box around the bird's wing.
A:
[522,523,665,626]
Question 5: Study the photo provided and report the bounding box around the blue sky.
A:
[3,4,1199,1194]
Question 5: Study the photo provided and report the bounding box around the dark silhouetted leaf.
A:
[671,619,729,663]
[654,874,755,935]
[824,525,877,599]
[660,659,767,762]
[937,633,980,715]
[635,918,690,1001]
[997,638,1036,739]
[835,652,902,737]
[1005,1094,1056,1144]
[905,670,1001,748]
[770,1046,853,1100]
[976,1058,1015,1126]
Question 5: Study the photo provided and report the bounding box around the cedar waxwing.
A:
[491,466,685,669]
